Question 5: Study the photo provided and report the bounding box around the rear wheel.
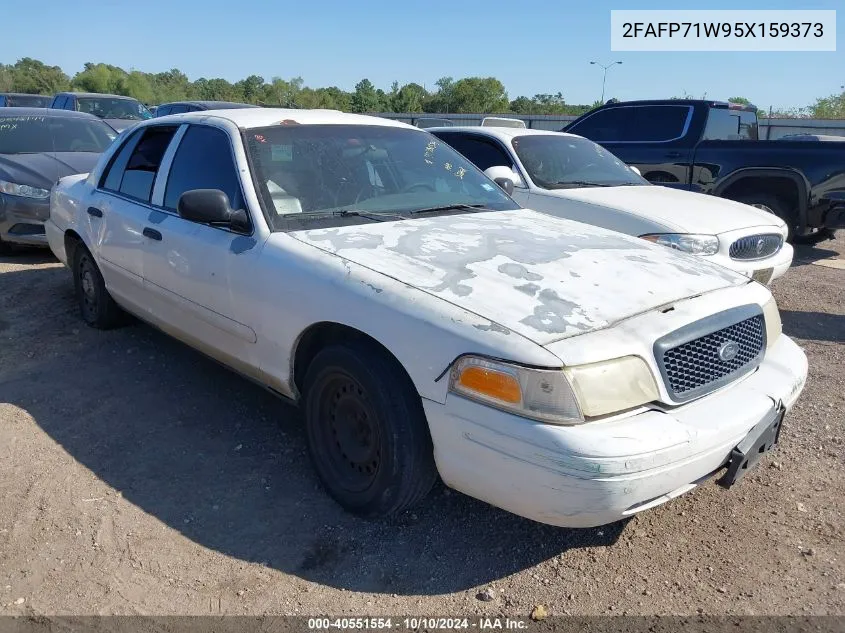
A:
[303,340,438,517]
[0,237,14,256]
[73,245,123,329]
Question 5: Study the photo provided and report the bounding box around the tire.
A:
[0,236,14,256]
[732,193,796,241]
[73,244,123,329]
[303,340,438,518]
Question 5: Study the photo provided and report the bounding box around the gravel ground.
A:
[0,232,842,618]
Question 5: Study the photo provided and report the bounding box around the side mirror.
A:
[483,166,518,195]
[629,165,642,176]
[177,189,250,232]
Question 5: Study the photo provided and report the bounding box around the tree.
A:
[9,57,70,94]
[235,74,265,103]
[351,78,382,113]
[448,77,508,113]
[809,90,845,118]
[728,96,751,105]
[390,82,427,112]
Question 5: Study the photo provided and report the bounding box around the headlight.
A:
[640,233,719,256]
[564,356,659,417]
[762,296,782,348]
[448,355,583,425]
[448,354,661,423]
[0,180,50,199]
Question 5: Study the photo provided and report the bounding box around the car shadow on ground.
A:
[0,264,626,596]
[791,242,840,267]
[0,249,56,266]
[781,309,845,344]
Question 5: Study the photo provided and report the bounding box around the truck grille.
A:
[654,306,766,403]
[729,234,783,261]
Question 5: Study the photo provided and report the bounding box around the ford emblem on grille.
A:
[718,340,740,361]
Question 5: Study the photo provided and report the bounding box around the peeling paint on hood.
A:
[290,209,745,346]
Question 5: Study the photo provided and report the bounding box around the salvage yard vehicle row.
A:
[47,108,807,527]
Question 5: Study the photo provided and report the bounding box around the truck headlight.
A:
[762,297,782,348]
[640,233,719,256]
[448,354,661,423]
[448,355,583,424]
[564,355,659,417]
[0,180,50,199]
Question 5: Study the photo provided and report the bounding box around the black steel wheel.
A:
[303,340,438,517]
[73,245,122,329]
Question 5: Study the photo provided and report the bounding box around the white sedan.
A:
[429,126,793,285]
[47,109,807,528]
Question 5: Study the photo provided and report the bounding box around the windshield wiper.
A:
[332,209,407,222]
[551,181,615,188]
[409,203,491,216]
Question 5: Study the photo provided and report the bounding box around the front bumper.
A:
[0,193,50,247]
[710,242,793,285]
[425,334,807,528]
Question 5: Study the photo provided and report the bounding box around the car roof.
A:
[158,100,261,109]
[55,92,138,100]
[150,108,415,130]
[426,126,580,141]
[0,107,103,120]
[0,92,52,97]
[586,98,758,112]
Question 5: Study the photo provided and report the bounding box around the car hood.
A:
[545,185,785,235]
[290,209,746,346]
[0,152,101,190]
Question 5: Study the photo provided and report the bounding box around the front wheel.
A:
[303,340,438,517]
[73,245,123,329]
[733,193,795,241]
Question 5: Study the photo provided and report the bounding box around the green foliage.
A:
[351,78,382,113]
[727,96,750,105]
[808,91,845,119]
[3,56,836,119]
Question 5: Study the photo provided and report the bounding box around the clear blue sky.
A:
[3,0,842,109]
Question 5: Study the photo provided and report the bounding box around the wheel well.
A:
[721,176,799,217]
[292,322,412,398]
[64,230,84,264]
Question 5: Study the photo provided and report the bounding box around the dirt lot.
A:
[0,233,843,618]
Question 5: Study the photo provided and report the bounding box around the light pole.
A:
[590,61,623,102]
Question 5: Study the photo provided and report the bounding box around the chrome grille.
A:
[654,306,766,403]
[729,234,783,261]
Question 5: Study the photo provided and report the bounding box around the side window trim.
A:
[155,123,253,236]
[571,105,694,144]
[150,124,189,207]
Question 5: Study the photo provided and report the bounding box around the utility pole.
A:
[590,61,623,102]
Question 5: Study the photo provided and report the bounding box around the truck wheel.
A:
[73,245,123,329]
[0,237,14,256]
[734,194,795,241]
[303,340,438,518]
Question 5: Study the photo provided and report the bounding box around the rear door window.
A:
[570,105,692,142]
[433,132,513,171]
[101,126,179,203]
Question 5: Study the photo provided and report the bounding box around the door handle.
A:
[142,227,162,241]
[86,206,103,218]
[665,151,682,158]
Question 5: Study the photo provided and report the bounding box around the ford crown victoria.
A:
[46,109,808,527]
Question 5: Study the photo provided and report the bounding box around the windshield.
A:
[6,95,52,107]
[77,97,152,121]
[512,134,649,189]
[0,115,117,154]
[246,124,520,229]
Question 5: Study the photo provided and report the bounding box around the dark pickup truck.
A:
[565,99,845,240]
